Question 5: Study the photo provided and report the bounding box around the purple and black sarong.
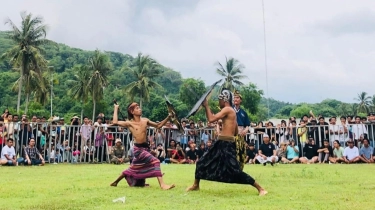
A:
[122,143,162,186]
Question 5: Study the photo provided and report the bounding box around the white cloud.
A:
[1,0,374,104]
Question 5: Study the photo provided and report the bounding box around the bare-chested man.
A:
[110,102,175,190]
[186,89,267,196]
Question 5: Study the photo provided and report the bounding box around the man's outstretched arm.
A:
[112,105,130,128]
[147,113,172,129]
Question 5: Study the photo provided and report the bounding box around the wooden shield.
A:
[165,95,185,134]
[185,79,222,119]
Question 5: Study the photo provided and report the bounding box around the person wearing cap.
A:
[256,134,278,166]
[343,139,360,164]
[233,90,250,170]
[110,139,128,164]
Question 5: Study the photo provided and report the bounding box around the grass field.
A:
[0,163,374,210]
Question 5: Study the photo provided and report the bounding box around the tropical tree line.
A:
[0,12,262,122]
[0,12,374,123]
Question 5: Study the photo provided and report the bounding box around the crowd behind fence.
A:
[0,115,375,165]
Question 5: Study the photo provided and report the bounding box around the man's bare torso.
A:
[220,107,237,136]
[127,118,149,144]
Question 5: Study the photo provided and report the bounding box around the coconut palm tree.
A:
[68,65,90,120]
[215,57,247,92]
[371,95,375,112]
[0,11,54,113]
[355,92,371,113]
[123,53,162,109]
[86,50,112,120]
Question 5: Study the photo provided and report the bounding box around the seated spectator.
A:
[72,141,81,163]
[155,143,166,163]
[286,140,299,163]
[167,140,176,157]
[206,140,213,150]
[20,138,45,166]
[277,142,288,163]
[170,144,186,164]
[83,141,95,163]
[329,140,345,164]
[0,138,17,166]
[299,139,318,164]
[256,134,278,166]
[196,142,206,159]
[317,140,333,163]
[185,140,195,152]
[48,145,58,164]
[343,139,360,164]
[110,139,127,164]
[359,139,373,163]
[186,143,198,164]
[245,143,258,164]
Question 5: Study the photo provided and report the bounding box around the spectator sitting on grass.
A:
[359,138,373,163]
[329,140,344,164]
[196,142,206,159]
[206,139,213,150]
[286,139,299,163]
[20,138,45,166]
[245,143,258,164]
[317,140,333,164]
[277,142,288,163]
[186,143,198,164]
[299,138,318,164]
[343,139,360,164]
[170,144,186,164]
[155,143,166,163]
[256,134,278,166]
[0,138,16,166]
[110,139,127,164]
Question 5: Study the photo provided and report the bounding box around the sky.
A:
[1,0,374,104]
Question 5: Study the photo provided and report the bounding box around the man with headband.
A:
[110,102,175,190]
[186,88,267,196]
[233,90,250,170]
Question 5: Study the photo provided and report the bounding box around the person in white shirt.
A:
[351,116,367,146]
[0,139,17,166]
[329,117,341,143]
[343,139,360,164]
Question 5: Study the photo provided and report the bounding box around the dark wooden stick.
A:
[113,99,126,120]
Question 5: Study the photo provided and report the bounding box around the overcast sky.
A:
[1,0,374,104]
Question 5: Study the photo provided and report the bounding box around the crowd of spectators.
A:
[1,108,375,166]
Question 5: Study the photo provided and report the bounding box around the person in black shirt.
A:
[317,139,333,163]
[186,144,198,164]
[299,139,318,164]
[196,143,206,159]
[256,134,278,166]
[245,143,258,164]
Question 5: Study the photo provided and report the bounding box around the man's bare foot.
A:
[259,190,268,196]
[186,185,199,192]
[161,184,175,190]
[110,182,118,187]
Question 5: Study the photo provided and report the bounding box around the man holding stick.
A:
[110,102,175,190]
[186,89,267,196]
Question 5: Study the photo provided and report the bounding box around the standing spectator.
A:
[317,140,333,163]
[299,139,318,164]
[20,138,45,166]
[317,117,329,147]
[19,117,32,148]
[154,128,165,146]
[329,117,341,144]
[83,141,95,163]
[359,139,373,163]
[188,122,197,143]
[275,120,288,143]
[0,139,16,166]
[256,134,278,166]
[80,117,93,160]
[351,116,367,147]
[62,140,71,162]
[201,130,210,144]
[343,139,360,164]
[94,126,107,162]
[297,121,308,148]
[338,117,349,146]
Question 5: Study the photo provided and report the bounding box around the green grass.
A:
[0,163,374,210]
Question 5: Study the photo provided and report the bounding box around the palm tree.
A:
[351,103,358,116]
[215,57,247,92]
[371,95,375,112]
[68,65,90,120]
[0,11,53,113]
[355,92,371,113]
[123,53,162,109]
[86,50,112,120]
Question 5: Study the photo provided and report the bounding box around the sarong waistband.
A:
[218,135,235,142]
[134,143,150,148]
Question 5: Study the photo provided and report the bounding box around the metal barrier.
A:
[0,121,374,164]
